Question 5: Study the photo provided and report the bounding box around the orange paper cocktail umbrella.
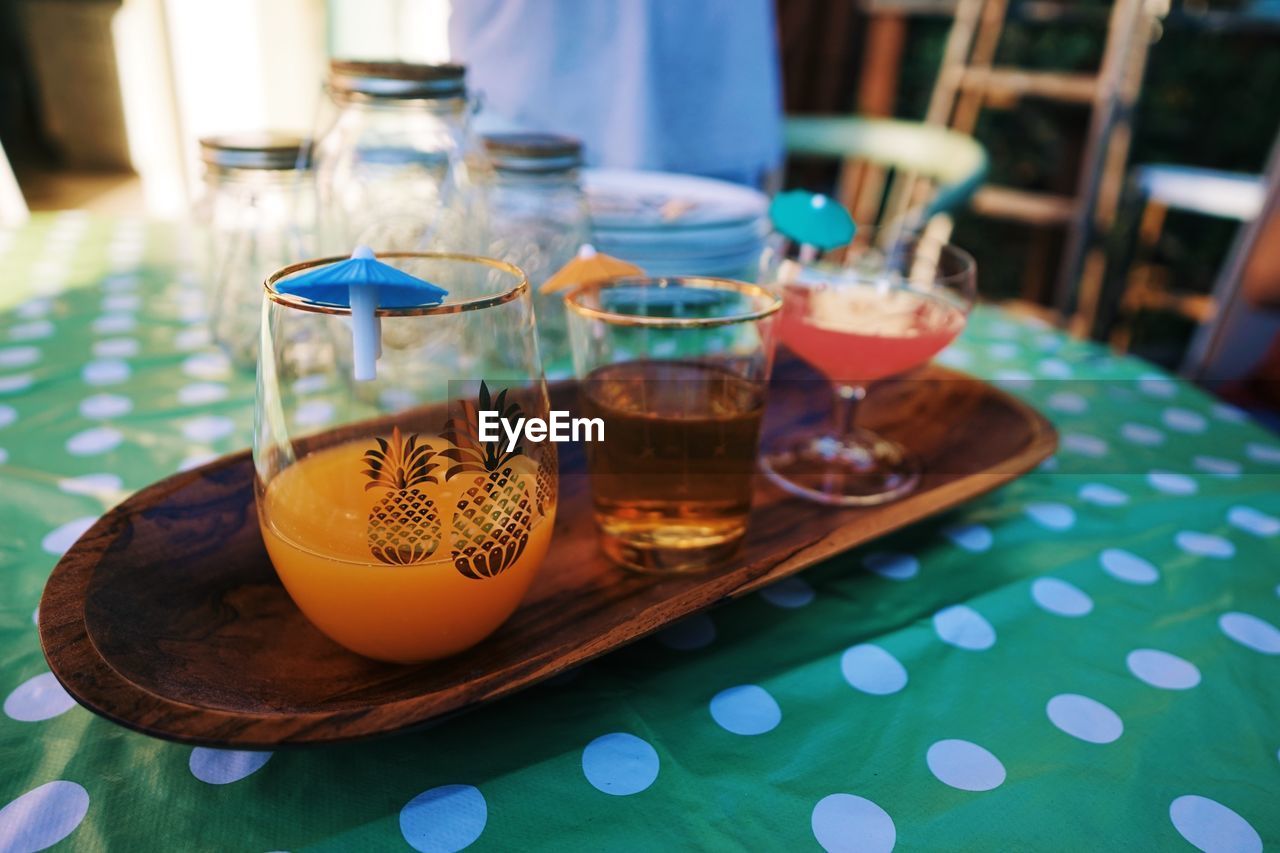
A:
[541,244,644,294]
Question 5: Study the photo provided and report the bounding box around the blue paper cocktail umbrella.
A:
[276,246,448,381]
[769,190,857,263]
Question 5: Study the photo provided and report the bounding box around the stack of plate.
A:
[583,169,770,279]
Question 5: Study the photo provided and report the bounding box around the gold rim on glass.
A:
[564,276,781,329]
[264,252,528,317]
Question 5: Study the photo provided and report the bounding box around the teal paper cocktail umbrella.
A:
[768,190,856,262]
[276,246,447,381]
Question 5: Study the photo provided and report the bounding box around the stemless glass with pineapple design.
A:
[254,253,557,664]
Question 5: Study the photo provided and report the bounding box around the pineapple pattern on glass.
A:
[536,441,557,518]
[363,427,443,565]
[440,382,535,580]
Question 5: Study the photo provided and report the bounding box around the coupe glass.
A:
[255,253,557,663]
[761,234,976,505]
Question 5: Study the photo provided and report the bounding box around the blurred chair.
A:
[0,140,29,227]
[784,115,987,242]
[1105,164,1266,353]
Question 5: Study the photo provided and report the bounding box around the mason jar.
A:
[480,133,589,376]
[312,60,483,256]
[196,133,314,369]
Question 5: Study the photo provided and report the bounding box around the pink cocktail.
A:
[780,283,967,385]
[762,238,976,505]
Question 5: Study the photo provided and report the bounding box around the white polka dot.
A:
[1138,375,1177,399]
[0,404,15,429]
[657,614,715,650]
[1163,407,1207,433]
[1031,577,1093,617]
[942,522,992,552]
[1193,455,1241,478]
[292,374,330,395]
[926,739,1005,791]
[82,359,130,386]
[57,473,124,498]
[91,337,139,359]
[399,784,487,853]
[1038,456,1058,472]
[101,293,141,313]
[92,313,136,334]
[0,448,8,465]
[41,517,96,555]
[841,644,907,695]
[935,347,972,368]
[294,399,336,428]
[189,748,272,784]
[0,346,39,368]
[176,300,208,323]
[1099,548,1159,585]
[811,794,896,853]
[181,414,235,442]
[582,733,659,795]
[759,577,815,609]
[183,351,232,380]
[863,551,919,581]
[1176,531,1234,559]
[1245,442,1280,465]
[1126,649,1200,690]
[103,274,139,293]
[1122,423,1165,447]
[178,451,218,472]
[3,672,76,722]
[178,382,229,406]
[1037,358,1072,378]
[709,685,781,735]
[1046,693,1123,743]
[15,297,52,318]
[173,326,211,351]
[0,781,89,852]
[8,319,55,340]
[1025,502,1075,531]
[1226,506,1278,537]
[1062,432,1108,457]
[1218,612,1280,654]
[987,342,1019,360]
[1148,470,1197,496]
[66,426,123,456]
[78,393,132,419]
[993,369,1033,390]
[1210,402,1248,424]
[933,605,995,651]
[1169,795,1261,853]
[0,373,33,394]
[1079,483,1129,507]
[1047,391,1087,414]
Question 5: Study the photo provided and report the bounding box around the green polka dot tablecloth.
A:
[2,212,1279,852]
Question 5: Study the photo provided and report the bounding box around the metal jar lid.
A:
[483,133,583,173]
[328,60,466,100]
[199,133,309,170]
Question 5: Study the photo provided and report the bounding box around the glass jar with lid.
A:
[195,133,314,368]
[480,133,590,376]
[312,60,483,256]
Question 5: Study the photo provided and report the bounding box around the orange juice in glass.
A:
[255,252,556,663]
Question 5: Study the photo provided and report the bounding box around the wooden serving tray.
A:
[39,362,1055,747]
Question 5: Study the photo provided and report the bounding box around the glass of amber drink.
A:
[565,277,781,573]
[255,253,557,663]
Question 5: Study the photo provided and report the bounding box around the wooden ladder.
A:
[926,0,1163,334]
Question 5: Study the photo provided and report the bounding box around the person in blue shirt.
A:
[449,0,784,188]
